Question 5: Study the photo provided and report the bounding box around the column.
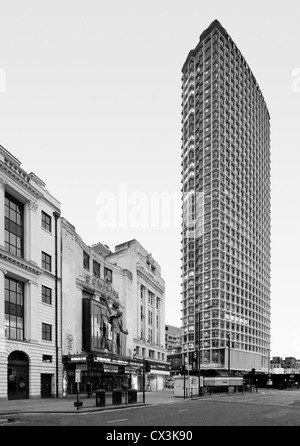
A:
[0,177,7,248]
[25,281,38,343]
[0,267,7,338]
[24,200,39,264]
[0,268,7,399]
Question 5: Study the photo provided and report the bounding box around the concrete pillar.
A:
[0,177,7,249]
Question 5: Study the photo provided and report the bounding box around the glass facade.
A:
[181,21,271,373]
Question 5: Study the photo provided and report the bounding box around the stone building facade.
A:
[107,240,169,391]
[61,224,169,393]
[0,145,61,400]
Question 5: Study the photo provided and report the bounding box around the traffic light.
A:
[145,360,151,373]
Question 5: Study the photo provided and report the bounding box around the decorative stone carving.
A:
[28,200,38,212]
[0,177,7,190]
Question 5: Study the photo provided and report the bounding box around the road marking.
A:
[178,409,189,412]
[107,418,128,423]
[237,398,256,402]
[281,401,294,406]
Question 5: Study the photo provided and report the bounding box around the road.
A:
[2,389,300,427]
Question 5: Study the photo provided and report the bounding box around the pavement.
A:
[0,389,189,418]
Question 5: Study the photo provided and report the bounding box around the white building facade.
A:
[0,145,61,400]
[107,240,169,391]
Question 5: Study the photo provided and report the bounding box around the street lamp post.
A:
[227,333,231,377]
[142,357,145,404]
[198,312,201,396]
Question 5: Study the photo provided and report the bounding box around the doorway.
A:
[7,351,29,400]
[41,374,52,398]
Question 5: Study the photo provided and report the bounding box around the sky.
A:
[0,0,299,359]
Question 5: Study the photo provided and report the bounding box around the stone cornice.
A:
[0,161,42,199]
[0,249,43,275]
[136,264,165,295]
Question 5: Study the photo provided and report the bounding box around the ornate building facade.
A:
[61,225,169,393]
[107,240,169,391]
[0,145,61,399]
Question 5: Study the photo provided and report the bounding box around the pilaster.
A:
[0,177,7,248]
[24,200,39,264]
[0,268,7,399]
[25,281,38,343]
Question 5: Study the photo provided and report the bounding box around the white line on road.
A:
[107,418,128,423]
[237,398,256,402]
[178,409,189,412]
[281,401,295,406]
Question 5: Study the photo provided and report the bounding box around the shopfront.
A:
[63,353,143,395]
[146,361,171,391]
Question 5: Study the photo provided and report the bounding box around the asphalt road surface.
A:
[2,389,300,427]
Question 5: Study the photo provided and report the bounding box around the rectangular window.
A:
[42,355,52,363]
[42,323,52,341]
[83,251,90,270]
[149,350,154,359]
[148,309,153,326]
[5,277,24,340]
[93,260,100,277]
[42,252,52,272]
[104,267,112,283]
[42,286,52,305]
[41,211,52,232]
[4,193,24,258]
[148,291,153,306]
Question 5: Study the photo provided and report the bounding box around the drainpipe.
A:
[53,211,60,398]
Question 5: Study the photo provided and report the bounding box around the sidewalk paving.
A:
[0,388,254,419]
[0,389,186,416]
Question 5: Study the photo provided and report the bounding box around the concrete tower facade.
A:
[181,20,271,375]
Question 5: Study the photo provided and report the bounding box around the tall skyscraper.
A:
[181,20,271,375]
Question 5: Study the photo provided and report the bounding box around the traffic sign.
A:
[75,369,81,383]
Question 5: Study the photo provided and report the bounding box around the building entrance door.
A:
[41,374,52,398]
[7,351,29,400]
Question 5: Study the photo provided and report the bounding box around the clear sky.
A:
[0,0,299,358]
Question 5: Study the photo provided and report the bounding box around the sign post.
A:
[142,358,145,404]
[74,369,83,410]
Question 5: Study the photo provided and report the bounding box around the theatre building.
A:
[106,240,169,391]
[61,223,170,394]
[0,145,61,400]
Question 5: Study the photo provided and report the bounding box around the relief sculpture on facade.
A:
[104,295,128,355]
